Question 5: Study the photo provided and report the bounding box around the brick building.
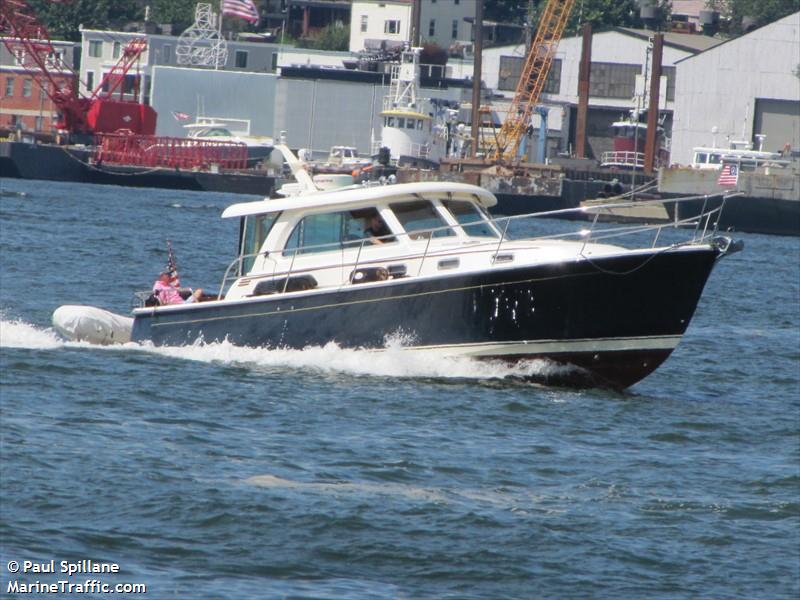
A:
[0,38,78,133]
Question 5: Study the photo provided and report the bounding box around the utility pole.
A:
[643,33,663,175]
[411,0,421,47]
[574,23,592,158]
[470,0,484,157]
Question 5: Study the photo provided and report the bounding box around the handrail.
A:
[214,193,740,299]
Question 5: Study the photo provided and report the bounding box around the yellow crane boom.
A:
[490,0,577,162]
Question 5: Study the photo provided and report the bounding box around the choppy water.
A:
[1,178,798,599]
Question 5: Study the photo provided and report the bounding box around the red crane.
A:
[0,0,157,135]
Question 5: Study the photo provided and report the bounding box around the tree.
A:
[709,0,799,33]
[24,0,116,41]
[150,0,197,31]
[484,0,530,25]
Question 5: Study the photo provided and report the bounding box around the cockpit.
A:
[236,197,499,275]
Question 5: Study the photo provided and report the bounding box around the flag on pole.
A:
[717,163,739,187]
[172,111,191,121]
[221,0,259,24]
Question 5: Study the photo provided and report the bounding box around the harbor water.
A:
[1,179,798,599]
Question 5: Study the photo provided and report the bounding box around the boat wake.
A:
[0,317,572,383]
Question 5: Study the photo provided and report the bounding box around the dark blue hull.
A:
[131,248,721,388]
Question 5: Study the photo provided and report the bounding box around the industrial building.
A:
[669,11,800,164]
[481,27,723,161]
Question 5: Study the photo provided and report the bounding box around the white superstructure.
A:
[371,47,448,166]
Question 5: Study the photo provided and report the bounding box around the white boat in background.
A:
[690,137,787,170]
[184,116,273,165]
[370,47,450,168]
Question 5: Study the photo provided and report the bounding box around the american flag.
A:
[717,163,739,187]
[221,0,259,23]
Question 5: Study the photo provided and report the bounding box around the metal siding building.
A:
[670,12,800,164]
[150,66,278,137]
[274,74,465,157]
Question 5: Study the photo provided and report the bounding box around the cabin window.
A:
[417,120,423,130]
[695,152,708,164]
[709,153,722,164]
[442,200,498,238]
[390,201,454,240]
[387,116,395,127]
[397,117,405,128]
[406,118,415,129]
[283,208,391,256]
[240,212,281,274]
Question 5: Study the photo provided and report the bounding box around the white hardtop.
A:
[221,181,498,219]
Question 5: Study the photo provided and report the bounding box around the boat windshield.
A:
[441,200,498,238]
[240,212,280,274]
[389,200,455,240]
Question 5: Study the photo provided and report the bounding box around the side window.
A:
[709,153,722,164]
[390,200,454,240]
[695,152,708,164]
[285,213,341,256]
[283,210,385,255]
[442,200,498,238]
[240,212,280,274]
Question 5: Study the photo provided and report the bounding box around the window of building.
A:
[22,78,32,98]
[384,20,399,34]
[5,77,14,97]
[86,71,94,92]
[162,44,172,64]
[544,58,562,94]
[35,116,44,131]
[452,19,459,39]
[112,41,121,59]
[662,65,676,102]
[235,50,248,68]
[589,62,641,99]
[429,19,436,37]
[39,82,48,100]
[497,56,562,95]
[360,15,368,33]
[88,40,103,58]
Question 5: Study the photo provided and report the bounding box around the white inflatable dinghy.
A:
[52,305,133,345]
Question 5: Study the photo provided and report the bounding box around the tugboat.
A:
[53,143,743,389]
[370,47,450,168]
